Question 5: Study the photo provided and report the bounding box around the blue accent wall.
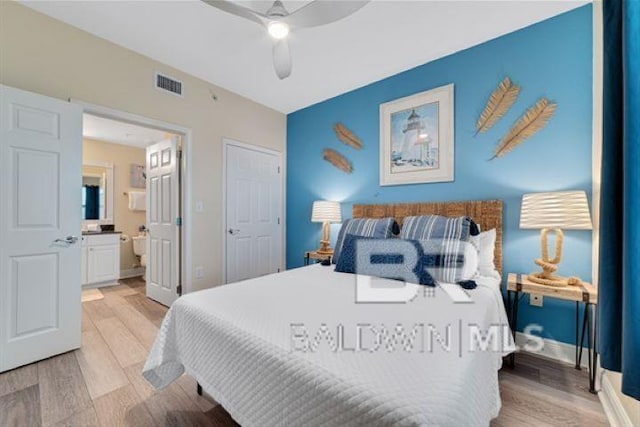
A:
[287,6,593,345]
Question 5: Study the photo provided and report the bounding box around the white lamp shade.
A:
[520,191,592,230]
[311,201,342,223]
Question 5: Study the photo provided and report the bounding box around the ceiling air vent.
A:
[155,72,183,97]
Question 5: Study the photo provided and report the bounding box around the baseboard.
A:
[82,281,119,289]
[599,372,634,427]
[120,267,145,279]
[515,332,589,368]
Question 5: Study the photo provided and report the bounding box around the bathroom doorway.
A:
[77,102,192,307]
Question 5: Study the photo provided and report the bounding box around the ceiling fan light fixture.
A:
[268,21,290,39]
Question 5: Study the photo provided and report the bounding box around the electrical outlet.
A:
[195,266,204,279]
[530,293,544,307]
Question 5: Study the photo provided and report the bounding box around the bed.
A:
[143,200,514,426]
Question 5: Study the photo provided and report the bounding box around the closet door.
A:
[0,85,82,372]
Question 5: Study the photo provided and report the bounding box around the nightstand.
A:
[506,273,598,393]
[304,250,332,265]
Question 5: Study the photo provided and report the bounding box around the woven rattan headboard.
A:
[352,199,504,275]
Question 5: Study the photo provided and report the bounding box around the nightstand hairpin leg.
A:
[577,303,588,369]
[505,289,513,367]
[575,301,580,368]
[588,304,598,393]
[506,286,519,368]
[507,274,597,392]
[576,301,598,393]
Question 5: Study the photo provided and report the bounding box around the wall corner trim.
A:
[599,372,635,427]
[591,0,604,288]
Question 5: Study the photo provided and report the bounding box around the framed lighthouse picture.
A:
[380,84,454,186]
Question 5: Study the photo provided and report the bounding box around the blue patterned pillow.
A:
[416,239,476,288]
[334,234,435,286]
[400,215,479,241]
[335,234,477,289]
[333,218,399,264]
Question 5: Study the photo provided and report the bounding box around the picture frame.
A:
[130,164,146,188]
[380,83,454,186]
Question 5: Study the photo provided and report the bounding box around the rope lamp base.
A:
[316,222,333,255]
[529,228,582,287]
[316,240,333,255]
[528,271,581,287]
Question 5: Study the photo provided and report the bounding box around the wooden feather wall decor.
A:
[476,77,521,134]
[323,148,353,174]
[491,98,558,160]
[333,123,363,150]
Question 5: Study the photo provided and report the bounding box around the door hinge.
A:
[177,150,183,160]
[177,285,182,295]
[176,217,182,226]
[277,166,280,174]
[277,217,280,225]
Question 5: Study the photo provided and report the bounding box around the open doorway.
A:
[79,104,191,308]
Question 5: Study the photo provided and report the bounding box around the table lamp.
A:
[311,200,342,255]
[520,191,592,287]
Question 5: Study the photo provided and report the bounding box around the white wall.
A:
[0,2,287,291]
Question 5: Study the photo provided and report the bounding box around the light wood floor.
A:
[0,278,608,426]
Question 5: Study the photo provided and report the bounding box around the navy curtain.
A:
[598,0,640,399]
[84,185,100,220]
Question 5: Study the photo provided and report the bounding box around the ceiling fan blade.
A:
[282,1,369,29]
[201,0,265,26]
[272,38,291,80]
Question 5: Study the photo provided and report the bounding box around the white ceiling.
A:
[22,0,588,114]
[83,114,167,147]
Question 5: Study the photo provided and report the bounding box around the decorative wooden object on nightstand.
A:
[304,250,333,266]
[506,273,598,393]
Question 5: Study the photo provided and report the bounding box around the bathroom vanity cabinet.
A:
[82,233,120,287]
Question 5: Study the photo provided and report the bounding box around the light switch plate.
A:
[195,266,204,279]
[530,293,543,307]
[195,201,204,213]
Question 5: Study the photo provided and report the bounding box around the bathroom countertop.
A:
[82,230,123,235]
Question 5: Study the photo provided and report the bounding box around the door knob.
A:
[54,235,79,245]
[228,228,240,235]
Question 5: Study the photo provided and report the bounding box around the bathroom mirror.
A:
[82,162,114,225]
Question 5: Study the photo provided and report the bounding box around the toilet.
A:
[132,235,147,278]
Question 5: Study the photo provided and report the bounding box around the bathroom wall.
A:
[83,138,147,276]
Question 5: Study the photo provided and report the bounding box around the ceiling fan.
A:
[202,0,370,79]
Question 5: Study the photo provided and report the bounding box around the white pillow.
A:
[461,241,479,280]
[469,229,500,280]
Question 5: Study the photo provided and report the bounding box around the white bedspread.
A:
[144,265,515,427]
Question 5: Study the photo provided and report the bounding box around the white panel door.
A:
[225,142,282,284]
[0,85,82,372]
[146,138,179,306]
